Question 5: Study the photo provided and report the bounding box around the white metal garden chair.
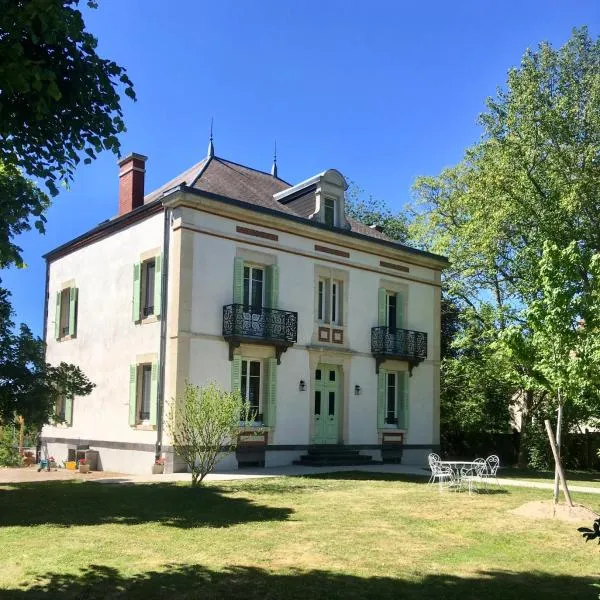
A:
[460,458,486,495]
[480,454,500,489]
[428,453,455,490]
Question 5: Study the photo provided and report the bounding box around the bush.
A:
[0,426,21,467]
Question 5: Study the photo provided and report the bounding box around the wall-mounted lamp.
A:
[299,380,306,392]
[354,384,361,396]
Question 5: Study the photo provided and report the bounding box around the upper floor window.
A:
[386,292,397,330]
[324,197,336,227]
[243,265,264,309]
[133,254,162,322]
[318,278,343,325]
[55,286,78,340]
[142,259,156,318]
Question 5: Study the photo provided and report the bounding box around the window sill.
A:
[137,314,159,325]
[133,424,156,431]
[57,334,76,342]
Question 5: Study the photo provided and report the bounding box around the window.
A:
[55,286,78,340]
[386,292,397,330]
[132,255,161,322]
[141,260,156,318]
[317,278,343,325]
[129,362,158,427]
[56,395,66,422]
[241,359,262,418]
[324,197,336,227]
[138,364,153,422]
[386,373,398,425]
[243,266,264,309]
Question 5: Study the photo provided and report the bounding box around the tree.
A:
[0,288,94,437]
[0,0,135,267]
[345,181,409,242]
[168,383,257,486]
[410,28,600,466]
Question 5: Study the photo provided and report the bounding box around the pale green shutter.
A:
[68,287,78,337]
[132,263,141,322]
[396,292,404,329]
[265,264,279,309]
[55,292,61,340]
[154,254,162,318]
[231,355,242,392]
[233,257,244,304]
[378,288,387,326]
[398,371,409,429]
[129,365,138,426]
[377,368,386,429]
[263,357,277,427]
[65,396,73,426]
[149,362,158,426]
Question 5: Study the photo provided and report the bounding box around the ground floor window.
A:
[241,359,262,419]
[138,364,153,422]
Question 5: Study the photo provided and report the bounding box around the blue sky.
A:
[3,0,598,335]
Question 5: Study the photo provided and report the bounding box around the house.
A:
[41,139,447,474]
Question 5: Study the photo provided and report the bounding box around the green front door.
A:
[313,364,341,444]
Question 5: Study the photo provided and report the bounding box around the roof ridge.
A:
[188,155,213,188]
[214,156,292,186]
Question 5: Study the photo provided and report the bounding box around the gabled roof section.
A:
[143,157,210,204]
[191,157,296,214]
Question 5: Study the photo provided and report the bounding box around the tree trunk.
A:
[517,390,534,468]
[553,399,563,505]
[17,415,25,452]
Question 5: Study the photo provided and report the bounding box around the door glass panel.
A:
[387,294,397,330]
[328,391,335,416]
[329,370,336,382]
[315,391,321,415]
[315,369,322,381]
[387,372,396,424]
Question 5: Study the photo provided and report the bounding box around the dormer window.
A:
[324,197,336,227]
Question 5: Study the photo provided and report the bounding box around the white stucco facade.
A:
[42,166,444,475]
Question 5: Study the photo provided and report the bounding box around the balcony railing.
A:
[371,326,428,374]
[223,304,298,363]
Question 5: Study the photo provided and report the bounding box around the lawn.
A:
[500,467,600,488]
[0,473,599,599]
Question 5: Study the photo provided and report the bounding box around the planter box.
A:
[152,464,164,475]
[79,464,90,474]
[382,432,404,464]
[236,431,267,468]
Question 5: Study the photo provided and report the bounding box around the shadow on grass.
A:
[2,564,598,600]
[302,471,430,484]
[0,481,292,529]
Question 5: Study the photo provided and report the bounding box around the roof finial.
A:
[271,140,278,178]
[207,118,214,158]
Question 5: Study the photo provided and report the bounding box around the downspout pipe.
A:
[155,206,171,457]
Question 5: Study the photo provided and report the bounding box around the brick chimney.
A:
[118,153,148,215]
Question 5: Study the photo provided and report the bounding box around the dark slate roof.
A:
[143,155,395,242]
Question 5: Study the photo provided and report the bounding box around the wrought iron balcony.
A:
[223,304,298,363]
[371,326,428,375]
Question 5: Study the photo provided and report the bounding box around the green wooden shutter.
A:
[68,287,78,337]
[233,257,244,304]
[263,357,277,427]
[65,396,73,426]
[132,263,141,322]
[55,292,61,340]
[396,291,404,329]
[265,264,279,309]
[149,362,158,426]
[129,365,138,426]
[378,287,387,326]
[231,354,242,392]
[154,254,162,318]
[398,371,409,429]
[377,368,386,429]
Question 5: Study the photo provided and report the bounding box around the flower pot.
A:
[79,464,90,474]
[152,464,164,475]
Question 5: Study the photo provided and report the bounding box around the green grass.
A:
[500,467,600,488]
[1,473,599,599]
